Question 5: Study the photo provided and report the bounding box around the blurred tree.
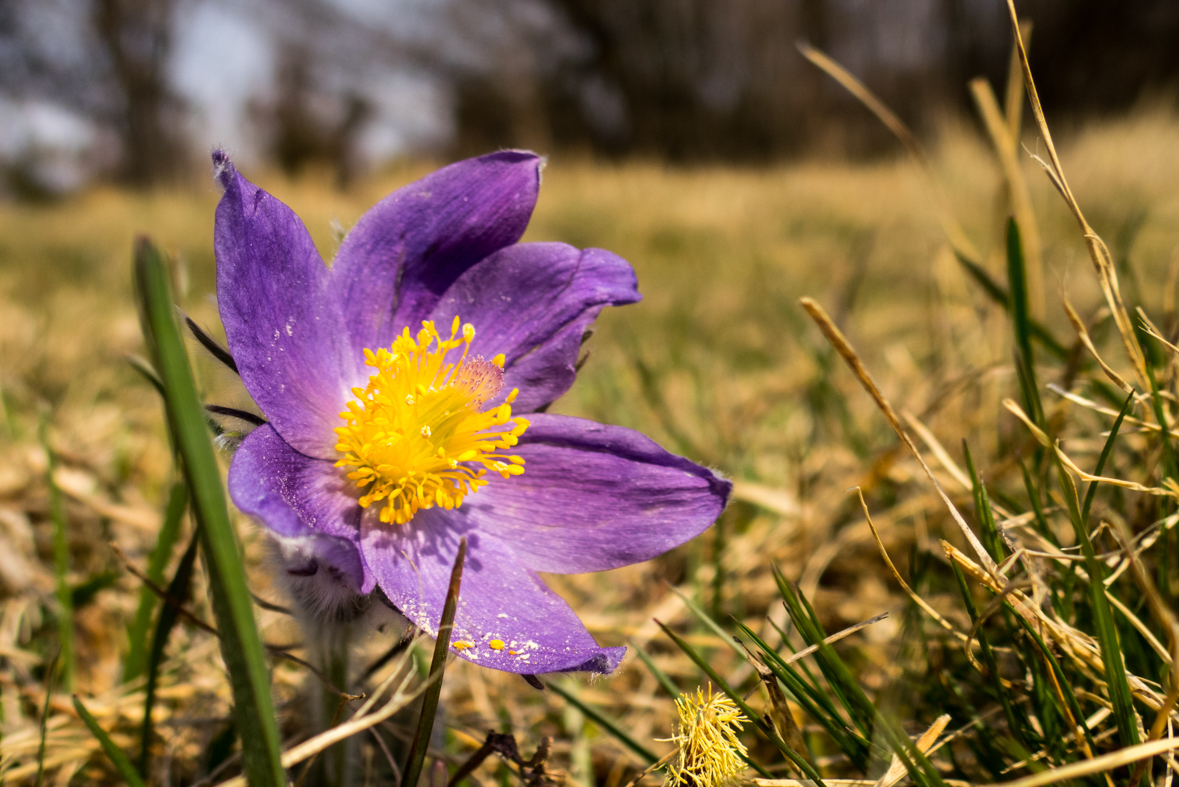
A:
[449,0,1179,162]
[264,43,372,188]
[93,0,187,185]
[238,0,441,187]
[0,0,186,188]
[449,0,1011,161]
[4,0,1179,187]
[1022,0,1179,114]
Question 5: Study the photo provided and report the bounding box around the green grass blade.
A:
[733,620,870,771]
[712,513,726,619]
[1052,455,1141,748]
[951,249,1067,360]
[734,620,845,724]
[132,237,286,787]
[1006,218,1044,427]
[124,479,188,683]
[963,441,1005,563]
[669,584,743,655]
[1145,363,1178,482]
[1006,218,1034,377]
[950,561,1028,754]
[126,355,166,397]
[140,528,200,775]
[657,620,828,784]
[40,418,73,692]
[402,537,466,787]
[773,568,871,738]
[1080,391,1134,526]
[1004,598,1098,755]
[548,681,658,765]
[629,640,681,698]
[73,695,147,787]
[70,571,120,609]
[742,754,775,780]
[34,651,59,787]
[774,568,946,787]
[205,721,238,779]
[766,616,828,702]
[1018,457,1057,547]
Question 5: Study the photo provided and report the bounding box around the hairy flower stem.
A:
[326,632,352,787]
[300,627,352,787]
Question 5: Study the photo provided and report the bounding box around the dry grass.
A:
[2,105,1179,785]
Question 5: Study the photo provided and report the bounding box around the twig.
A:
[618,751,676,787]
[449,732,521,787]
[110,542,218,636]
[800,297,1000,578]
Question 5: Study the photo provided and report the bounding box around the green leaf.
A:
[1080,392,1134,526]
[547,680,659,765]
[669,584,744,656]
[73,695,147,787]
[656,620,828,785]
[1052,452,1140,748]
[1005,597,1098,755]
[140,528,200,775]
[1018,457,1056,547]
[1006,218,1044,428]
[773,568,871,738]
[205,721,238,778]
[733,620,870,771]
[963,441,1005,563]
[125,480,188,683]
[773,568,946,787]
[40,417,73,692]
[126,355,166,397]
[629,640,681,699]
[951,248,1066,360]
[70,571,120,609]
[402,537,466,787]
[34,651,59,787]
[132,237,286,787]
[1145,363,1177,483]
[950,561,1028,755]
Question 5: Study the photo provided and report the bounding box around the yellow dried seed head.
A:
[663,687,749,787]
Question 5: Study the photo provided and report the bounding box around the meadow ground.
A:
[2,108,1179,785]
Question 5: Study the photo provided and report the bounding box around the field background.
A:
[3,111,1179,783]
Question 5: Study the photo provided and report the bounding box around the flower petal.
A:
[213,152,352,459]
[430,243,640,412]
[228,424,374,594]
[361,510,624,674]
[459,413,730,573]
[329,151,541,360]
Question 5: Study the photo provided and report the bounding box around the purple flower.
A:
[212,149,730,675]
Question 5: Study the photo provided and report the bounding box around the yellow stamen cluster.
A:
[335,316,528,525]
[663,688,749,787]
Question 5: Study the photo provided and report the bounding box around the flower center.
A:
[334,317,528,525]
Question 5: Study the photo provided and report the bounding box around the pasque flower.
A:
[212,149,729,674]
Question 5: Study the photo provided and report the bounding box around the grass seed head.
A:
[664,687,749,787]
